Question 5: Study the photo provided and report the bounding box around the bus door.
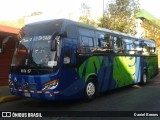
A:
[62,38,77,66]
[62,25,78,66]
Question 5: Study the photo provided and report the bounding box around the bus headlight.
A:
[42,80,59,90]
[8,74,14,86]
[9,74,11,79]
[8,79,14,86]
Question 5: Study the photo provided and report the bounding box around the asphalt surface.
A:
[0,73,160,120]
[0,86,22,103]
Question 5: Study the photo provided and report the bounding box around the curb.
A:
[0,95,23,104]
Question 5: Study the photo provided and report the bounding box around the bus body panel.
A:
[10,56,157,100]
[9,69,86,100]
[9,55,158,100]
[9,19,158,100]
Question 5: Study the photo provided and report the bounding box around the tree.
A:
[0,17,25,28]
[79,3,96,25]
[30,11,43,16]
[98,0,139,35]
[0,11,43,28]
[141,19,160,46]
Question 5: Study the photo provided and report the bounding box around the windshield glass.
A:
[16,36,56,67]
[32,37,54,65]
[11,20,62,74]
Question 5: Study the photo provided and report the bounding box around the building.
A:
[136,9,160,40]
[0,25,19,86]
[136,10,160,68]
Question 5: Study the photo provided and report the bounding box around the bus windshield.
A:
[17,36,56,67]
[11,20,62,74]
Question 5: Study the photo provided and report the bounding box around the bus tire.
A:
[84,78,97,101]
[140,72,147,85]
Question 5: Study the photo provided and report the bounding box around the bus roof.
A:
[24,19,154,43]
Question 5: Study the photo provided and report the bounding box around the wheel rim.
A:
[86,82,95,97]
[143,74,147,83]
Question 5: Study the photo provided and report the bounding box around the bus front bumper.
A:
[9,87,84,100]
[9,87,65,100]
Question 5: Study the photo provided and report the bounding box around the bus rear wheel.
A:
[140,72,147,85]
[84,78,97,101]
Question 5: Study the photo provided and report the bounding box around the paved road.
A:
[1,73,160,119]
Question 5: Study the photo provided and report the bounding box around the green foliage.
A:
[79,3,96,25]
[98,0,139,35]
[141,19,160,46]
[0,11,43,28]
[0,17,25,28]
[30,11,42,16]
[79,16,96,26]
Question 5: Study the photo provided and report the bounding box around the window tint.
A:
[121,38,126,52]
[66,25,78,38]
[104,34,113,48]
[79,28,95,37]
[24,20,62,36]
[135,40,142,54]
[80,36,94,52]
[80,36,94,47]
[113,36,122,53]
[96,32,114,51]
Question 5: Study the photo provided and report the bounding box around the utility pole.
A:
[103,0,105,25]
[103,0,104,18]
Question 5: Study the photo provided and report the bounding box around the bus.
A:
[8,19,158,101]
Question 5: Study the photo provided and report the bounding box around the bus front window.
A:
[11,35,59,75]
[11,20,63,74]
[32,38,57,67]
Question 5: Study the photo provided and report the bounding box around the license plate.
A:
[24,92,31,97]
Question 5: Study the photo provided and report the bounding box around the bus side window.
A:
[98,34,104,47]
[80,36,94,52]
[121,38,126,53]
[104,34,114,49]
[151,47,156,54]
[113,36,122,53]
[149,42,156,55]
[109,35,114,49]
[97,34,113,52]
[97,34,107,48]
[130,41,136,54]
[63,38,77,65]
[65,25,78,39]
[139,41,144,55]
[124,38,132,54]
[98,38,101,47]
[142,43,149,55]
[135,40,141,54]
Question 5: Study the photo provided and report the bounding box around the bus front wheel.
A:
[84,78,97,101]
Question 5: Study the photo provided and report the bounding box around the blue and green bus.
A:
[9,19,158,101]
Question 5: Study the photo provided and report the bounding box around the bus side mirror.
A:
[51,39,56,51]
[51,32,67,51]
[51,36,61,51]
[59,31,67,38]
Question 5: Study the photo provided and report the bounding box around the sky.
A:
[0,0,160,22]
[139,0,160,19]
